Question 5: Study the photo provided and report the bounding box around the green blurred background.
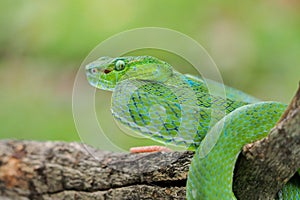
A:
[1,1,299,150]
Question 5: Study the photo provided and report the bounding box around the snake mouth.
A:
[86,74,115,90]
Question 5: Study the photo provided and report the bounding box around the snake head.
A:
[85,56,173,91]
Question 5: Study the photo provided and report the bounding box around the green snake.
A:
[85,55,299,199]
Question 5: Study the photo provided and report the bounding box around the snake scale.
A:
[85,55,300,199]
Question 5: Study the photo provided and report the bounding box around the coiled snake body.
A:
[86,56,299,199]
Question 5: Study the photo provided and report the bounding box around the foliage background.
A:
[1,1,299,150]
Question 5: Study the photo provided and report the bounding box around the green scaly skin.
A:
[85,56,299,199]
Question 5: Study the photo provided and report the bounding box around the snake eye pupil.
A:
[115,60,125,71]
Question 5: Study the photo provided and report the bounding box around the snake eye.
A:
[114,60,126,71]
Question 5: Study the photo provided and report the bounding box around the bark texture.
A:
[0,140,193,200]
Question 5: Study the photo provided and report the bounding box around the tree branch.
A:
[1,84,300,200]
[0,140,193,200]
[233,83,300,200]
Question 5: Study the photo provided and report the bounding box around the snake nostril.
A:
[103,69,111,74]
